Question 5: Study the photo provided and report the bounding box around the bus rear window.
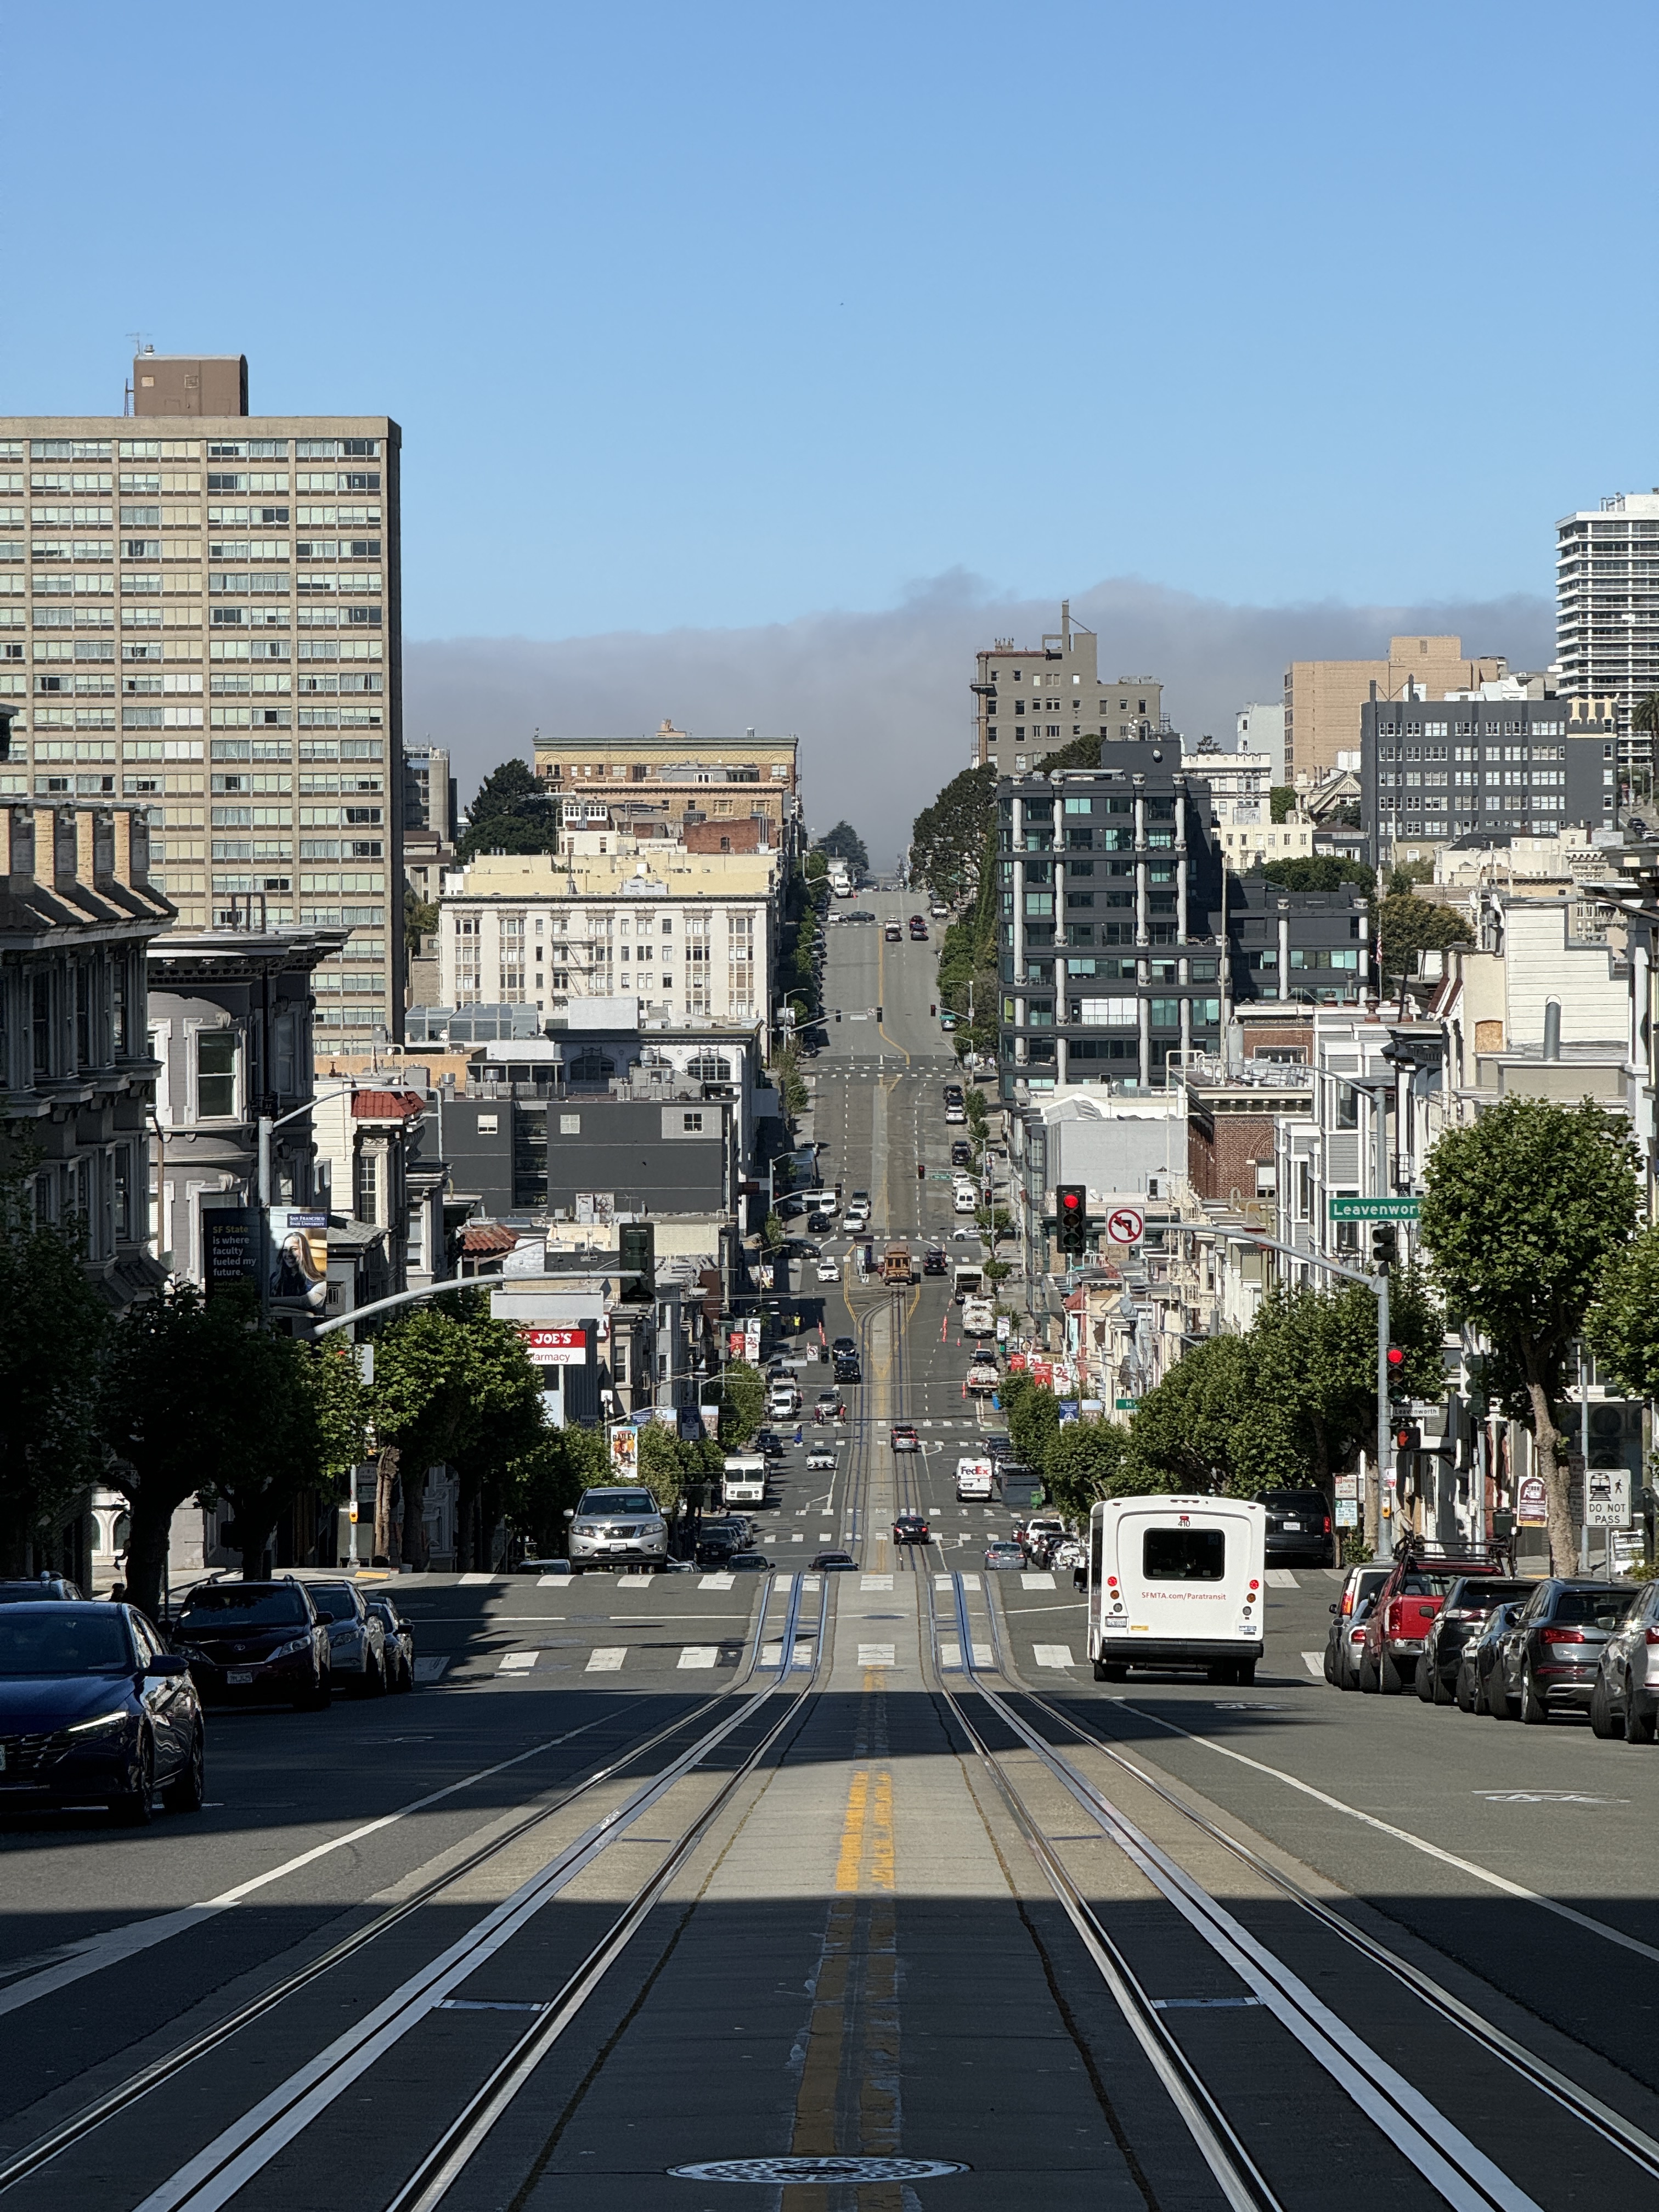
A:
[1143,1528,1225,1581]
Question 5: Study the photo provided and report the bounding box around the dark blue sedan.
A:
[0,1604,204,1825]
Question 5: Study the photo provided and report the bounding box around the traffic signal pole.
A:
[1242,1228,1394,1558]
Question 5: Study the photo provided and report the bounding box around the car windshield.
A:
[1264,1492,1326,1514]
[579,1492,655,1516]
[1552,1588,1633,1628]
[1449,1579,1530,1609]
[306,1585,359,1623]
[0,1610,133,1677]
[178,1585,309,1628]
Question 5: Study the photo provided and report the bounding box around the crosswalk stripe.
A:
[679,1646,719,1669]
[497,1652,537,1673]
[585,1646,627,1673]
[1301,1650,1325,1678]
[1032,1644,1075,1668]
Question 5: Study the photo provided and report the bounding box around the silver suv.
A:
[568,1487,669,1573]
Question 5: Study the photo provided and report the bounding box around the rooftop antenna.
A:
[124,331,149,416]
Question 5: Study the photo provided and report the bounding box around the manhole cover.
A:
[671,2157,968,2182]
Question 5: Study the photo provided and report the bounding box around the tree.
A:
[1045,1420,1132,1517]
[369,1296,494,1565]
[1259,855,1376,899]
[505,1427,602,1558]
[804,848,829,882]
[403,891,438,960]
[818,821,870,873]
[97,1286,325,1618]
[0,1146,108,1573]
[1008,1380,1059,1476]
[909,766,997,908]
[448,1314,546,1570]
[718,1359,766,1446]
[1126,1333,1257,1493]
[1269,786,1296,824]
[1420,1096,1640,1571]
[1375,891,1470,988]
[1387,859,1435,895]
[455,757,557,862]
[1587,1224,1659,1402]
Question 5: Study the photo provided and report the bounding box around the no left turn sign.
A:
[1106,1205,1144,1247]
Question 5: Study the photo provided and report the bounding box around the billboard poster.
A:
[610,1425,639,1476]
[729,1328,747,1359]
[202,1206,261,1299]
[1516,1472,1549,1526]
[269,1209,330,1311]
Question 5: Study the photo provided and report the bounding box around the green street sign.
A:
[1115,1396,1139,1411]
[1328,1196,1421,1221]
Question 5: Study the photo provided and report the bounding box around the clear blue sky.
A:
[7,0,1654,645]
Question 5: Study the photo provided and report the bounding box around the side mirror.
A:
[1329,1602,1338,1614]
[149,1653,190,1677]
[563,1507,576,1520]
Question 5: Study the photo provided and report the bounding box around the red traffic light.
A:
[1386,1346,1405,1371]
[1060,1190,1081,1211]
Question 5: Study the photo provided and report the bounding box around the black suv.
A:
[1415,1576,1533,1703]
[1260,1488,1335,1568]
[173,1579,331,1709]
[833,1354,862,1384]
[923,1246,946,1276]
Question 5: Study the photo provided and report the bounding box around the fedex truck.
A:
[955,1455,994,1502]
[1087,1494,1265,1686]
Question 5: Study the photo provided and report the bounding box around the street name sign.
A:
[1328,1197,1421,1221]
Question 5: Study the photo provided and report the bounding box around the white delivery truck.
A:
[721,1454,768,1509]
[951,1263,984,1304]
[1087,1494,1265,1686]
[965,1357,1000,1396]
[956,1455,994,1502]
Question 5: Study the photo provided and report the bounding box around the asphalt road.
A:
[8,911,1659,2208]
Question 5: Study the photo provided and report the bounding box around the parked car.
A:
[984,1539,1024,1571]
[0,1576,84,1605]
[950,1142,973,1167]
[1358,1542,1511,1694]
[1493,1578,1635,1723]
[173,1578,332,1709]
[365,1595,416,1693]
[1323,1565,1389,1690]
[1260,1488,1336,1568]
[1457,1600,1526,1715]
[567,1486,672,1572]
[727,1553,773,1573]
[1589,1581,1659,1741]
[1415,1576,1533,1703]
[893,1514,930,1545]
[1022,1517,1067,1567]
[0,1603,204,1823]
[303,1579,389,1696]
[890,1425,919,1453]
[816,1259,840,1283]
[811,1552,858,1572]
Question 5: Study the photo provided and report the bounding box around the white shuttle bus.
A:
[1087,1494,1265,1685]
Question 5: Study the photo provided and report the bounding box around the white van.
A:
[722,1455,768,1508]
[1087,1495,1265,1685]
[953,1186,977,1216]
[956,1455,994,1502]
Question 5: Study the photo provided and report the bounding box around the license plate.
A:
[227,1669,255,1685]
[1284,1520,1301,1530]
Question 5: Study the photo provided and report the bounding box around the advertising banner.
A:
[1516,1473,1549,1526]
[610,1425,639,1476]
[269,1209,330,1311]
[202,1206,261,1299]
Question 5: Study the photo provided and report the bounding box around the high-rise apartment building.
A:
[1556,491,1659,792]
[0,351,403,1048]
[404,742,455,839]
[972,602,1161,773]
[1283,636,1505,782]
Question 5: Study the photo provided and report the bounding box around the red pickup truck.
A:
[1358,1540,1513,1695]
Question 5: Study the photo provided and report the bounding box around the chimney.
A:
[0,804,35,894]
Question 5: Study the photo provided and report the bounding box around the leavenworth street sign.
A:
[1328,1197,1422,1221]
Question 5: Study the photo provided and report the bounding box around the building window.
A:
[196,1029,238,1118]
[355,1149,377,1224]
[31,971,51,1080]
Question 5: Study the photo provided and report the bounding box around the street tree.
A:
[1375,891,1471,989]
[718,1359,766,1446]
[909,766,996,908]
[448,1315,545,1571]
[369,1296,493,1565]
[1420,1096,1640,1571]
[1126,1333,1257,1493]
[0,1150,108,1573]
[1045,1419,1133,1516]
[1008,1379,1059,1476]
[97,1286,323,1617]
[1587,1223,1659,1402]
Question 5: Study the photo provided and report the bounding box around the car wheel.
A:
[1589,1675,1617,1740]
[397,1654,415,1692]
[368,1652,388,1696]
[1520,1661,1548,1725]
[1456,1666,1476,1714]
[1339,1652,1359,1691]
[1625,1675,1656,1745]
[1473,1667,1491,1716]
[1380,1648,1407,1695]
[1357,1649,1378,1694]
[111,1732,154,1827]
[1430,1660,1451,1707]
[1415,1652,1435,1702]
[162,1726,205,1814]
